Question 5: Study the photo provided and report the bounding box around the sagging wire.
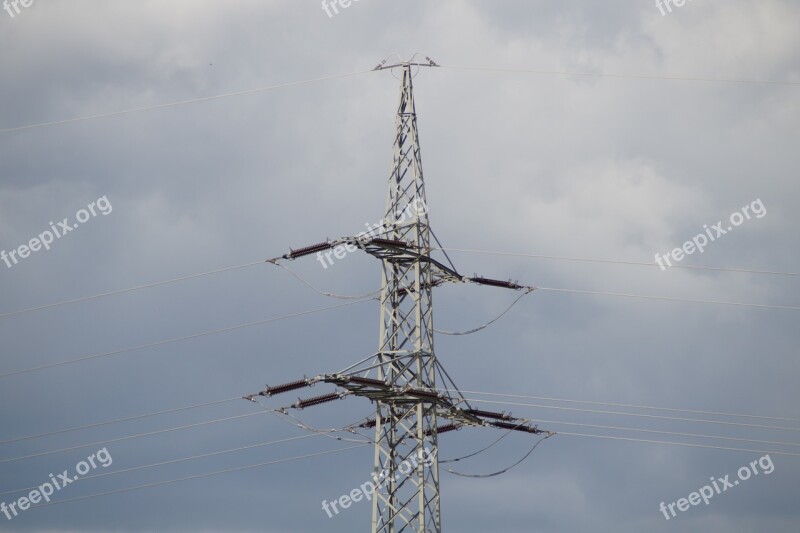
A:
[439,419,528,464]
[443,432,554,479]
[269,262,382,300]
[434,288,534,335]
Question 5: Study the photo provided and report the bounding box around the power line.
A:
[9,386,794,452]
[534,286,800,311]
[0,411,272,464]
[0,397,241,446]
[2,244,789,324]
[464,398,800,433]
[6,63,795,137]
[436,398,800,451]
[0,70,375,134]
[0,252,376,321]
[0,433,322,497]
[555,431,800,457]
[444,390,800,423]
[530,418,800,449]
[29,444,369,511]
[433,249,799,310]
[0,261,266,320]
[0,299,374,379]
[434,247,800,277]
[9,423,794,510]
[271,262,382,300]
[0,222,416,322]
[440,65,800,86]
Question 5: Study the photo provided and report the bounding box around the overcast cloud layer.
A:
[0,1,798,531]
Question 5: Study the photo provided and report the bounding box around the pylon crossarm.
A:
[242,372,552,435]
[268,239,537,297]
[353,417,552,439]
[269,235,464,286]
[363,242,462,282]
[373,55,440,71]
[322,373,443,402]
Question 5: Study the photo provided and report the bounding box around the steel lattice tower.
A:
[252,56,550,533]
[369,61,441,533]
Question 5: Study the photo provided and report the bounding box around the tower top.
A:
[373,53,440,71]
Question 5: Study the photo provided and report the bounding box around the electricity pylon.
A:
[248,56,551,533]
[365,57,446,533]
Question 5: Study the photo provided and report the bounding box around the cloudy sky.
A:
[1,0,798,531]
